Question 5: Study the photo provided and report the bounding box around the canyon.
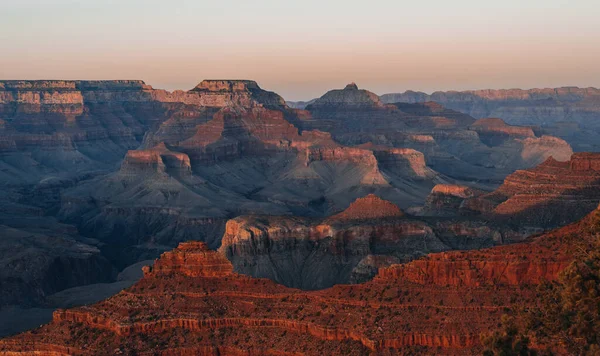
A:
[465,152,600,229]
[220,194,523,289]
[1,204,597,355]
[378,87,600,152]
[0,79,596,345]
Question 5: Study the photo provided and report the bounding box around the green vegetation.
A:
[526,239,600,355]
[483,219,600,355]
[481,315,535,356]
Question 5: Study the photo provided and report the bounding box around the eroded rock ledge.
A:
[2,205,595,356]
[219,195,522,289]
[468,152,600,228]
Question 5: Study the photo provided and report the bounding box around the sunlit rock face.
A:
[465,153,600,229]
[3,208,597,355]
[418,184,487,217]
[0,79,583,332]
[0,79,293,186]
[219,195,524,290]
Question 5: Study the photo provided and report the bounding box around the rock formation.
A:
[326,194,404,221]
[56,96,451,267]
[3,206,597,355]
[467,153,600,229]
[469,118,535,145]
[418,184,487,216]
[301,84,573,184]
[381,86,600,151]
[0,79,583,333]
[0,79,293,186]
[219,195,523,289]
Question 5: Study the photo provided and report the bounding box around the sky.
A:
[1,0,599,100]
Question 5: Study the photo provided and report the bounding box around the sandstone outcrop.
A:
[467,152,600,228]
[144,241,233,278]
[419,184,487,216]
[120,143,192,177]
[0,79,582,334]
[469,118,535,146]
[219,195,523,289]
[3,206,597,355]
[327,194,404,221]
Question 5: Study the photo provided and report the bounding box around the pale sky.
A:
[1,0,599,100]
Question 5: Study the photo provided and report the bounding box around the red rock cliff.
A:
[2,209,594,355]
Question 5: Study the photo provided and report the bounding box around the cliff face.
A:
[0,79,583,329]
[377,206,597,288]
[304,83,407,134]
[326,194,404,221]
[381,87,600,152]
[469,118,535,146]
[467,153,600,229]
[56,96,450,267]
[302,84,573,184]
[144,241,234,278]
[3,208,596,355]
[418,184,487,216]
[0,79,292,187]
[381,87,600,124]
[0,80,577,191]
[219,195,523,289]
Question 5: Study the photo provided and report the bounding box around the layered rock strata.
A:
[57,100,448,267]
[0,79,581,330]
[418,184,487,216]
[302,84,573,183]
[468,152,600,228]
[219,195,523,289]
[3,207,596,355]
[381,87,600,151]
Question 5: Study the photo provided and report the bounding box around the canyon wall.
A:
[0,79,585,333]
[300,84,573,184]
[219,195,524,289]
[381,87,600,152]
[469,152,600,229]
[3,206,596,354]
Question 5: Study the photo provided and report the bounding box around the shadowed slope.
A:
[3,206,598,355]
[219,195,523,289]
[467,153,600,229]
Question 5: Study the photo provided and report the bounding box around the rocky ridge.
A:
[219,195,524,289]
[300,84,573,184]
[3,206,597,355]
[0,79,292,187]
[381,86,600,151]
[57,99,451,268]
[416,184,487,216]
[467,152,600,229]
[0,79,583,336]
